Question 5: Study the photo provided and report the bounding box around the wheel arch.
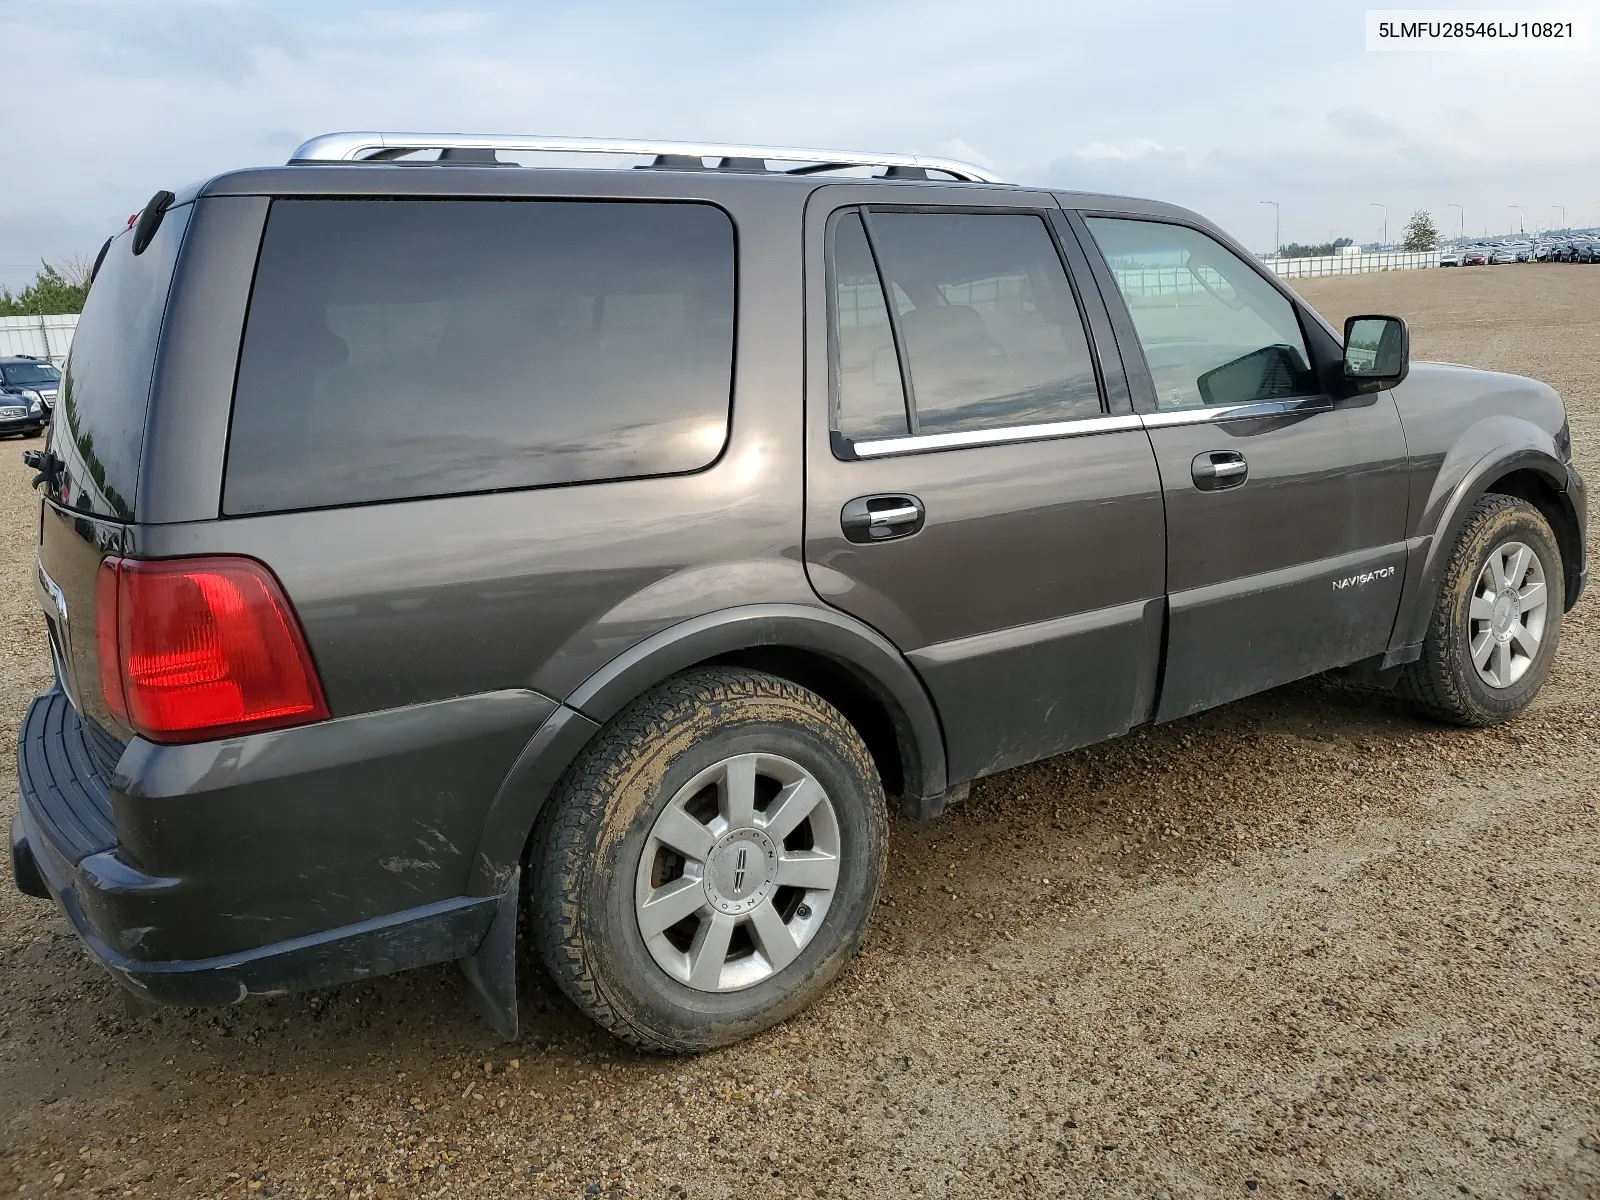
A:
[567,604,948,809]
[1480,466,1583,609]
[466,604,949,897]
[1394,445,1579,653]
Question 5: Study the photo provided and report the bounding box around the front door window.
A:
[1085,217,1316,411]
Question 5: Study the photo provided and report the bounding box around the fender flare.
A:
[1391,446,1577,653]
[466,603,948,896]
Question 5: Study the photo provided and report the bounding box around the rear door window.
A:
[864,211,1101,436]
[829,212,909,440]
[224,199,736,514]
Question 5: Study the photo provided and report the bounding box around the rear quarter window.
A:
[52,205,192,519]
[224,199,736,514]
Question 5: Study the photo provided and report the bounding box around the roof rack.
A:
[286,132,1006,183]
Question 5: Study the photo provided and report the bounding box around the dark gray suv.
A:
[12,133,1586,1053]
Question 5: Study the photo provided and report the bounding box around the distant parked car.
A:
[0,356,55,438]
[1439,248,1463,267]
[0,391,46,439]
[1576,240,1600,264]
[1463,248,1490,265]
[1490,249,1519,265]
[0,356,59,416]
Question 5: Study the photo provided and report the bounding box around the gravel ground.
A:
[2,264,1598,1200]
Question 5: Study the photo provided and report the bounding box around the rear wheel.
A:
[1401,494,1564,725]
[530,667,887,1053]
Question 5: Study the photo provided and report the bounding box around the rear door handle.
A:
[841,494,925,543]
[1192,451,1248,491]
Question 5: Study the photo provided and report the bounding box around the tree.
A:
[0,259,94,316]
[1279,240,1341,258]
[1402,209,1439,252]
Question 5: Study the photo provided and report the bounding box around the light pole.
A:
[1371,202,1388,248]
[1260,200,1280,255]
[1510,205,1524,234]
[1448,203,1464,240]
[1553,205,1567,231]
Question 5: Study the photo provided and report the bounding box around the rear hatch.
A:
[35,203,192,742]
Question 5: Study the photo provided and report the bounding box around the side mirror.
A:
[1343,314,1409,387]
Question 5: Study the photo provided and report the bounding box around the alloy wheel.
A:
[1468,539,1549,688]
[634,753,841,992]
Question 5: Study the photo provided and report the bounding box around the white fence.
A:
[0,313,78,363]
[1264,251,1440,279]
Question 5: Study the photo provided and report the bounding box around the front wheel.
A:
[530,667,887,1053]
[1401,494,1564,726]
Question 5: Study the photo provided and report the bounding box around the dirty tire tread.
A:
[1399,493,1563,727]
[529,666,885,1054]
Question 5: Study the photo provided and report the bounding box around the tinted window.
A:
[1086,217,1315,411]
[830,212,908,440]
[225,199,735,514]
[2,361,61,387]
[865,212,1101,435]
[51,206,192,519]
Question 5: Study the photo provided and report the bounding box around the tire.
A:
[529,667,888,1053]
[1401,494,1564,726]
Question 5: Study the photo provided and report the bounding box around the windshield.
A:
[2,362,60,387]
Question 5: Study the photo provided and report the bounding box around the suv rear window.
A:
[224,199,736,514]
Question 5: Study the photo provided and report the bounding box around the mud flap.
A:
[900,782,967,822]
[458,866,520,1042]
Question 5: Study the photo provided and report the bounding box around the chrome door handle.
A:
[841,494,926,543]
[1192,451,1248,490]
[868,504,921,527]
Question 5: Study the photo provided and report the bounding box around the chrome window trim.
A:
[850,413,1143,458]
[843,396,1334,457]
[844,396,1331,457]
[1138,395,1332,429]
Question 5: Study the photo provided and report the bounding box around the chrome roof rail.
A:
[286,132,1006,183]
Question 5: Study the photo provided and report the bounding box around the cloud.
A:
[1073,139,1172,162]
[930,139,998,170]
[1326,107,1402,141]
[36,0,304,82]
[360,10,492,36]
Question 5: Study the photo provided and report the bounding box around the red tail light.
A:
[94,556,329,743]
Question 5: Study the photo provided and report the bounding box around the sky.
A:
[2,0,1598,288]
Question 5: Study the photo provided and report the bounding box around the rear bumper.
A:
[13,808,494,1005]
[13,685,553,1006]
